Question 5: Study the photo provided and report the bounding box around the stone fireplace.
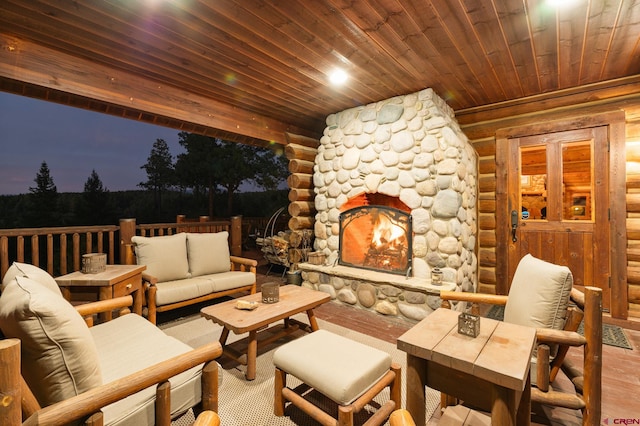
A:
[299,88,478,321]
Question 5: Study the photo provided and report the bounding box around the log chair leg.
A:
[390,362,402,408]
[338,405,354,426]
[274,368,287,416]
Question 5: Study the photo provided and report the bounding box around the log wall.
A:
[284,133,319,232]
[625,110,640,318]
[455,75,640,319]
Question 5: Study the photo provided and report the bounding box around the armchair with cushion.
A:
[439,254,602,426]
[0,262,222,426]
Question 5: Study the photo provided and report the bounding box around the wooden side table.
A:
[55,264,146,321]
[397,308,536,426]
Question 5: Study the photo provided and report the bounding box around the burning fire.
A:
[370,213,406,250]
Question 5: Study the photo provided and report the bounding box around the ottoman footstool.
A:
[273,329,401,426]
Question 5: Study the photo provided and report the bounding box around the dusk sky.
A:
[0,91,184,195]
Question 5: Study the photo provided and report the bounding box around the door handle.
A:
[511,210,518,242]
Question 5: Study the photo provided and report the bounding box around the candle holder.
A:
[261,281,280,304]
[458,312,480,338]
[431,267,443,285]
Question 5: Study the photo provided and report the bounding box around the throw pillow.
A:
[131,233,190,282]
[0,276,102,407]
[1,261,62,296]
[186,232,231,276]
[504,254,573,330]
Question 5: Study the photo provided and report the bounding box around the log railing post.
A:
[0,339,22,426]
[230,216,242,256]
[119,219,137,265]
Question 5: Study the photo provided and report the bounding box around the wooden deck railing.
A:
[0,225,119,280]
[0,215,267,281]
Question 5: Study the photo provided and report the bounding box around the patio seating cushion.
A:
[1,261,62,296]
[132,233,190,282]
[154,272,256,306]
[504,254,573,330]
[186,232,230,276]
[273,329,392,405]
[90,313,204,426]
[0,274,102,407]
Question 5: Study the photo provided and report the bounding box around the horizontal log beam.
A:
[285,144,318,161]
[288,159,314,174]
[285,132,320,148]
[289,216,313,230]
[288,188,314,202]
[287,173,313,188]
[0,34,316,145]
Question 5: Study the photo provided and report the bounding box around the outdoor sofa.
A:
[130,231,257,324]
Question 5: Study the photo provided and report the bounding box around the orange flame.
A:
[371,214,406,249]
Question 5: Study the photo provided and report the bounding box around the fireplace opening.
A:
[338,205,412,276]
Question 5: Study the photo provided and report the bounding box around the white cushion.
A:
[1,261,62,296]
[0,276,102,406]
[273,330,392,405]
[91,314,203,426]
[132,233,190,283]
[504,254,573,330]
[186,232,231,276]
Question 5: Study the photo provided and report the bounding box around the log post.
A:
[230,216,242,256]
[582,286,602,426]
[0,339,22,426]
[119,218,136,265]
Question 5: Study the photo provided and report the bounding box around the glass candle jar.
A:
[431,268,443,285]
[261,281,280,303]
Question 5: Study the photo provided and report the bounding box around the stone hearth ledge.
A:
[298,262,457,322]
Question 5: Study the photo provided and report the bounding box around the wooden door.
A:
[506,127,611,310]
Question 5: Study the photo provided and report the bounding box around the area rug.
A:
[485,305,632,350]
[160,313,440,425]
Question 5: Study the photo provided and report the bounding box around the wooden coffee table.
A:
[397,308,536,426]
[200,285,331,380]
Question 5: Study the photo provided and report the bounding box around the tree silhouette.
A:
[78,169,112,225]
[139,139,174,212]
[26,161,59,226]
[174,132,288,216]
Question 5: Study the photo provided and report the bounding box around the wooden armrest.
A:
[141,272,158,285]
[229,256,258,267]
[569,287,585,309]
[74,296,133,318]
[439,290,509,305]
[535,328,587,347]
[23,341,223,426]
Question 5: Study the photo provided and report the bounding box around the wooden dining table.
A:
[397,308,536,425]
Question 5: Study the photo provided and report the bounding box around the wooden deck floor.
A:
[255,266,640,424]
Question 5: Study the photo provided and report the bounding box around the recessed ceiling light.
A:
[329,68,348,85]
[546,0,581,9]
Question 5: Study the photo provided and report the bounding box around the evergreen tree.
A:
[25,161,59,226]
[174,132,288,217]
[139,139,174,212]
[78,169,112,225]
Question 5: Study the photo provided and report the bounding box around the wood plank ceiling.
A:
[1,0,639,146]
